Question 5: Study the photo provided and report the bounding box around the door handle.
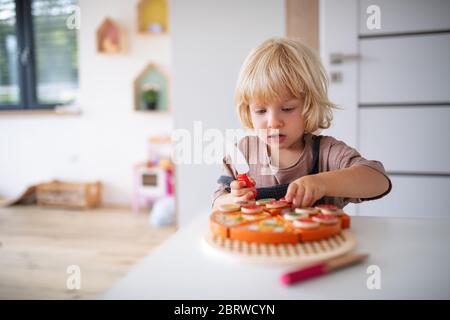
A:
[330,52,360,64]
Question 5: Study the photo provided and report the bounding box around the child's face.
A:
[249,97,306,150]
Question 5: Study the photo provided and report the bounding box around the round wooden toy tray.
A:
[203,230,357,267]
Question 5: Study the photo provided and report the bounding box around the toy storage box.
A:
[36,180,102,209]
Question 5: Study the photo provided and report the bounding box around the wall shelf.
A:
[137,0,169,34]
[96,17,124,53]
[134,64,169,112]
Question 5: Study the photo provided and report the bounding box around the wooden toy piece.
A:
[312,213,339,225]
[283,211,309,221]
[264,200,290,216]
[264,207,282,216]
[240,212,272,222]
[241,204,264,214]
[296,223,341,242]
[204,230,357,267]
[230,216,298,244]
[206,202,355,266]
[209,202,352,246]
[210,211,244,238]
[210,210,271,238]
[210,220,228,238]
[340,214,351,229]
[292,217,320,229]
[315,204,338,211]
[256,198,275,206]
[266,200,289,209]
[295,207,320,215]
[219,203,241,213]
[315,204,345,216]
[280,253,369,285]
[236,200,256,206]
[283,215,342,242]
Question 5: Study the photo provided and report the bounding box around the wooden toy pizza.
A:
[204,200,357,266]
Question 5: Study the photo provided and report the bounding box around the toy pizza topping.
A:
[295,207,319,215]
[245,218,285,231]
[252,218,288,233]
[321,208,344,216]
[241,204,264,214]
[283,212,308,221]
[312,213,338,225]
[315,204,345,216]
[316,213,337,219]
[263,219,277,225]
[315,204,338,210]
[212,212,245,226]
[236,200,256,206]
[273,226,286,233]
[219,203,241,213]
[241,212,270,220]
[293,217,320,229]
[256,198,275,205]
[266,200,289,209]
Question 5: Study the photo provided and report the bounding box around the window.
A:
[0,0,78,111]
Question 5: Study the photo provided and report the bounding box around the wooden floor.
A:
[0,206,176,299]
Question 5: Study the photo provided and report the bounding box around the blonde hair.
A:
[235,37,336,133]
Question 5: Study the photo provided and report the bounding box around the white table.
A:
[102,214,450,299]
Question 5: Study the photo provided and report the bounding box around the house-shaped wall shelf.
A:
[134,64,169,112]
[96,18,123,53]
[137,0,169,34]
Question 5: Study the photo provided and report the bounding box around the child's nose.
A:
[268,113,284,128]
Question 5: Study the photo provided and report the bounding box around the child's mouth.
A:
[267,134,287,143]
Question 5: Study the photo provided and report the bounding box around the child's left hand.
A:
[284,175,327,208]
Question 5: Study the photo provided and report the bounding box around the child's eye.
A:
[254,109,266,114]
[282,107,294,112]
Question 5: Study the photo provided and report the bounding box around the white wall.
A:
[0,0,172,206]
[170,0,286,226]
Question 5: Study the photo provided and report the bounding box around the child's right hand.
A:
[230,179,257,203]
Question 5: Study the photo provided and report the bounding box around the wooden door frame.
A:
[286,0,319,52]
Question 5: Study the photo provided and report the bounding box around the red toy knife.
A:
[225,138,257,194]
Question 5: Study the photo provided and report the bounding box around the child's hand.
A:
[230,179,257,203]
[285,175,326,208]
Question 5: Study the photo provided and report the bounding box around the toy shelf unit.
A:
[96,17,124,54]
[137,0,169,34]
[134,64,169,112]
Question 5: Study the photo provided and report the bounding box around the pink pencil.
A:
[280,253,369,285]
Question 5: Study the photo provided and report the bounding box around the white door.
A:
[320,0,450,217]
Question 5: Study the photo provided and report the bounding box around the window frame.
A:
[0,0,77,111]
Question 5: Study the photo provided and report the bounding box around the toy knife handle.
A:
[237,173,255,188]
